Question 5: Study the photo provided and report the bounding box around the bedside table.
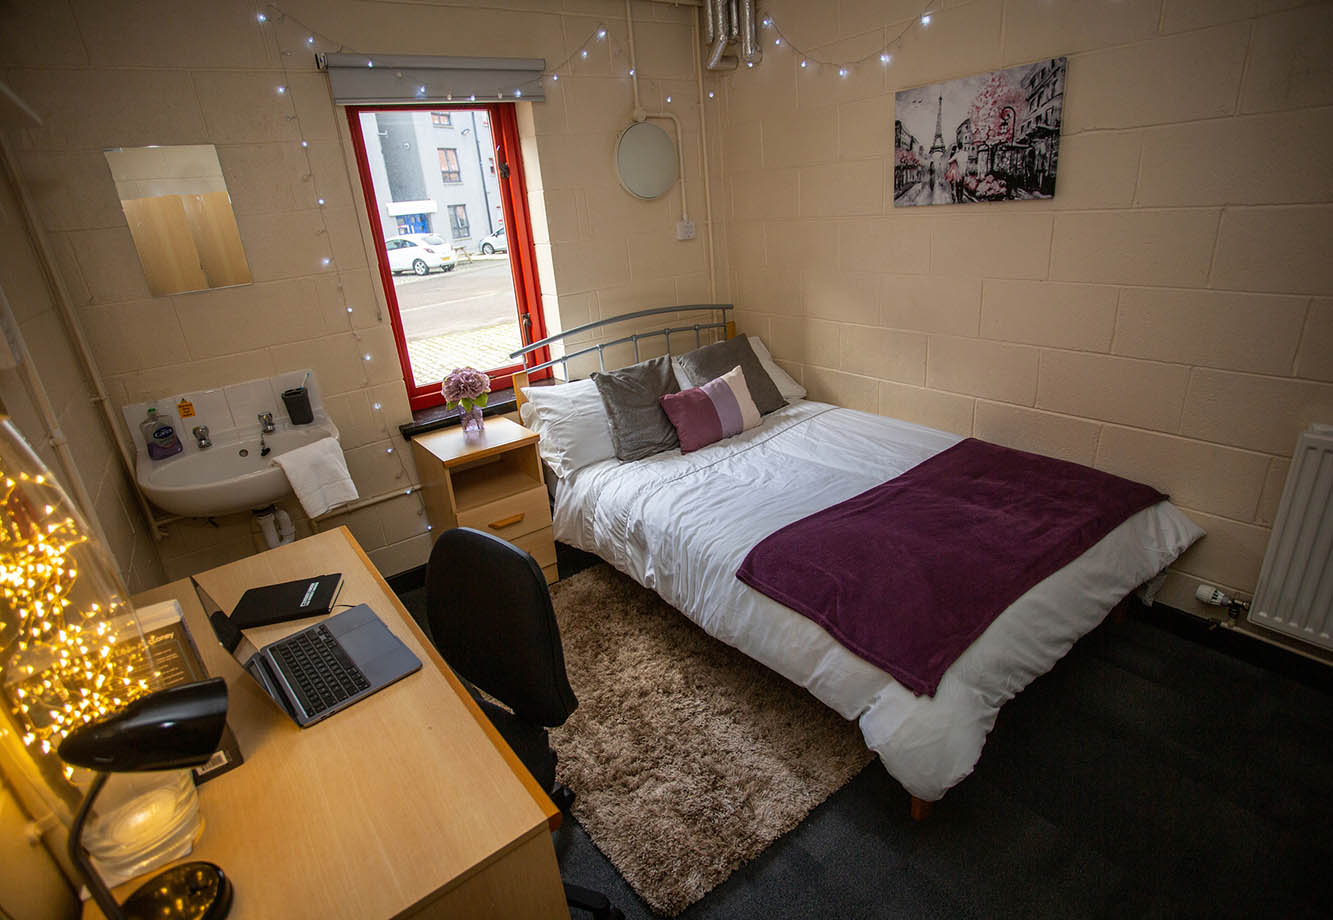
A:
[411,417,557,584]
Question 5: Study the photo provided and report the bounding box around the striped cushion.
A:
[658,365,762,454]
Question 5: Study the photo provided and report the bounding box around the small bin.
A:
[282,386,314,425]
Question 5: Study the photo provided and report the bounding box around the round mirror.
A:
[616,121,677,200]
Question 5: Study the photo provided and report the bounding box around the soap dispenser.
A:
[141,407,183,460]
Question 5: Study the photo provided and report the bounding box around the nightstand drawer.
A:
[512,527,557,569]
[457,484,551,539]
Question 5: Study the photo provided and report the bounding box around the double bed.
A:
[513,307,1203,806]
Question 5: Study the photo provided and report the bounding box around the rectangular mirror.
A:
[104,144,252,296]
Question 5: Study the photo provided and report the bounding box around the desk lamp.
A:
[58,678,233,920]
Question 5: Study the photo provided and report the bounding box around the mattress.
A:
[553,400,1203,801]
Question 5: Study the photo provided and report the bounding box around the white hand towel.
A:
[272,437,359,518]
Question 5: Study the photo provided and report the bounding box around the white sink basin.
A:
[137,420,341,517]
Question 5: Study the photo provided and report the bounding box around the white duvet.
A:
[553,400,1203,801]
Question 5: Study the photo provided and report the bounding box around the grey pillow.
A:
[591,355,680,461]
[675,336,787,414]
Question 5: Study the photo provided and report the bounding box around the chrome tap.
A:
[192,425,212,448]
[258,413,274,456]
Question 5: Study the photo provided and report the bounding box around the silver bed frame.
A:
[509,304,734,400]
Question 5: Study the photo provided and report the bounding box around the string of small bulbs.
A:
[757,6,936,78]
[254,5,429,535]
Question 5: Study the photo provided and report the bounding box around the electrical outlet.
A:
[675,219,696,241]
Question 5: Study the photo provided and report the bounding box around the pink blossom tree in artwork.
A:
[968,72,1027,147]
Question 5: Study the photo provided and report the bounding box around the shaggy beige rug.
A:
[549,564,873,916]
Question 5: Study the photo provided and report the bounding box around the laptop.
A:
[193,577,422,728]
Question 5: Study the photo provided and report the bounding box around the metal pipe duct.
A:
[738,0,761,65]
[706,0,738,71]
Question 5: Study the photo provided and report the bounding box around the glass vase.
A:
[0,417,199,886]
[461,405,485,442]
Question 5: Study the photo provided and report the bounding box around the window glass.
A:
[448,205,470,240]
[350,105,548,408]
[438,148,461,183]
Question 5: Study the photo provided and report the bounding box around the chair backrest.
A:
[425,528,577,728]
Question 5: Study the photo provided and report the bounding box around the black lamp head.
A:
[58,678,228,773]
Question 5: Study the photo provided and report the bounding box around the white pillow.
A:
[519,378,617,478]
[747,335,806,401]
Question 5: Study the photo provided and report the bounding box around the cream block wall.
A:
[0,136,165,597]
[721,0,1333,616]
[1,0,724,581]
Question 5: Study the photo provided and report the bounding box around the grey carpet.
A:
[548,564,873,916]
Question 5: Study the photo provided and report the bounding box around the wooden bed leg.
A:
[909,796,932,822]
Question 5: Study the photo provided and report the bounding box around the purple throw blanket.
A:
[736,438,1167,696]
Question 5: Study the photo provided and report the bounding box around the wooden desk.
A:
[84,528,567,919]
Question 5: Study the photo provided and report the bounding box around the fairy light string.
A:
[759,6,937,77]
[255,7,429,532]
[0,468,151,791]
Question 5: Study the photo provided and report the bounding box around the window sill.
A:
[399,387,517,440]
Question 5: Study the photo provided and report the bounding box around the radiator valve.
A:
[1195,584,1251,619]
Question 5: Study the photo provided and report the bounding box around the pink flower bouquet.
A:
[442,366,491,414]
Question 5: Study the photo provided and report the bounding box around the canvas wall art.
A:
[894,57,1066,207]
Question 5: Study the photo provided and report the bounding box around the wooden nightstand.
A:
[411,417,558,584]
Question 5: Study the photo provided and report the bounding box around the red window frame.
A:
[346,103,550,411]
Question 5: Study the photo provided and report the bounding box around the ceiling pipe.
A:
[738,0,761,66]
[706,0,738,71]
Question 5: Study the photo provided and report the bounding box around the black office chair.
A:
[425,527,623,920]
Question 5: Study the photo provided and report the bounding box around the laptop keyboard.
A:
[271,625,371,717]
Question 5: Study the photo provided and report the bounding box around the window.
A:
[431,111,452,127]
[395,212,431,235]
[348,104,550,410]
[448,204,470,240]
[437,148,461,183]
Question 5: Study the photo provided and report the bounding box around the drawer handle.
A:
[488,512,525,530]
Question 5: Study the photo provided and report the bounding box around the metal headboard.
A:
[509,303,733,378]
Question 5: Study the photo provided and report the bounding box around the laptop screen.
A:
[191,577,260,666]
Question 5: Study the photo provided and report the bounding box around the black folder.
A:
[229,573,344,629]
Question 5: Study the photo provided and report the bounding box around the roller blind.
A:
[321,53,546,104]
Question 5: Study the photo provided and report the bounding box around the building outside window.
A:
[431,111,452,127]
[351,105,542,407]
[438,148,461,183]
[448,204,470,240]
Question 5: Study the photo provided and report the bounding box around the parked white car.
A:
[479,226,507,255]
[385,234,455,275]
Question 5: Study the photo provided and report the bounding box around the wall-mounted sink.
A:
[137,420,340,518]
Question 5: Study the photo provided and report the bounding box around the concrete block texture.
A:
[7,0,1333,594]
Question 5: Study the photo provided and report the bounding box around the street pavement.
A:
[391,254,524,383]
[392,256,517,339]
[895,175,957,206]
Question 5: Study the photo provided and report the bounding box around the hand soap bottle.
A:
[141,407,183,460]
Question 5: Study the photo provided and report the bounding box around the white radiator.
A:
[1248,424,1333,650]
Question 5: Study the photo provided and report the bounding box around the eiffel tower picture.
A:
[893,58,1066,208]
[929,95,947,159]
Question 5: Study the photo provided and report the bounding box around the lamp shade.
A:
[59,678,228,774]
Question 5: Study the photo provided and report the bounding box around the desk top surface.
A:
[97,527,557,919]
